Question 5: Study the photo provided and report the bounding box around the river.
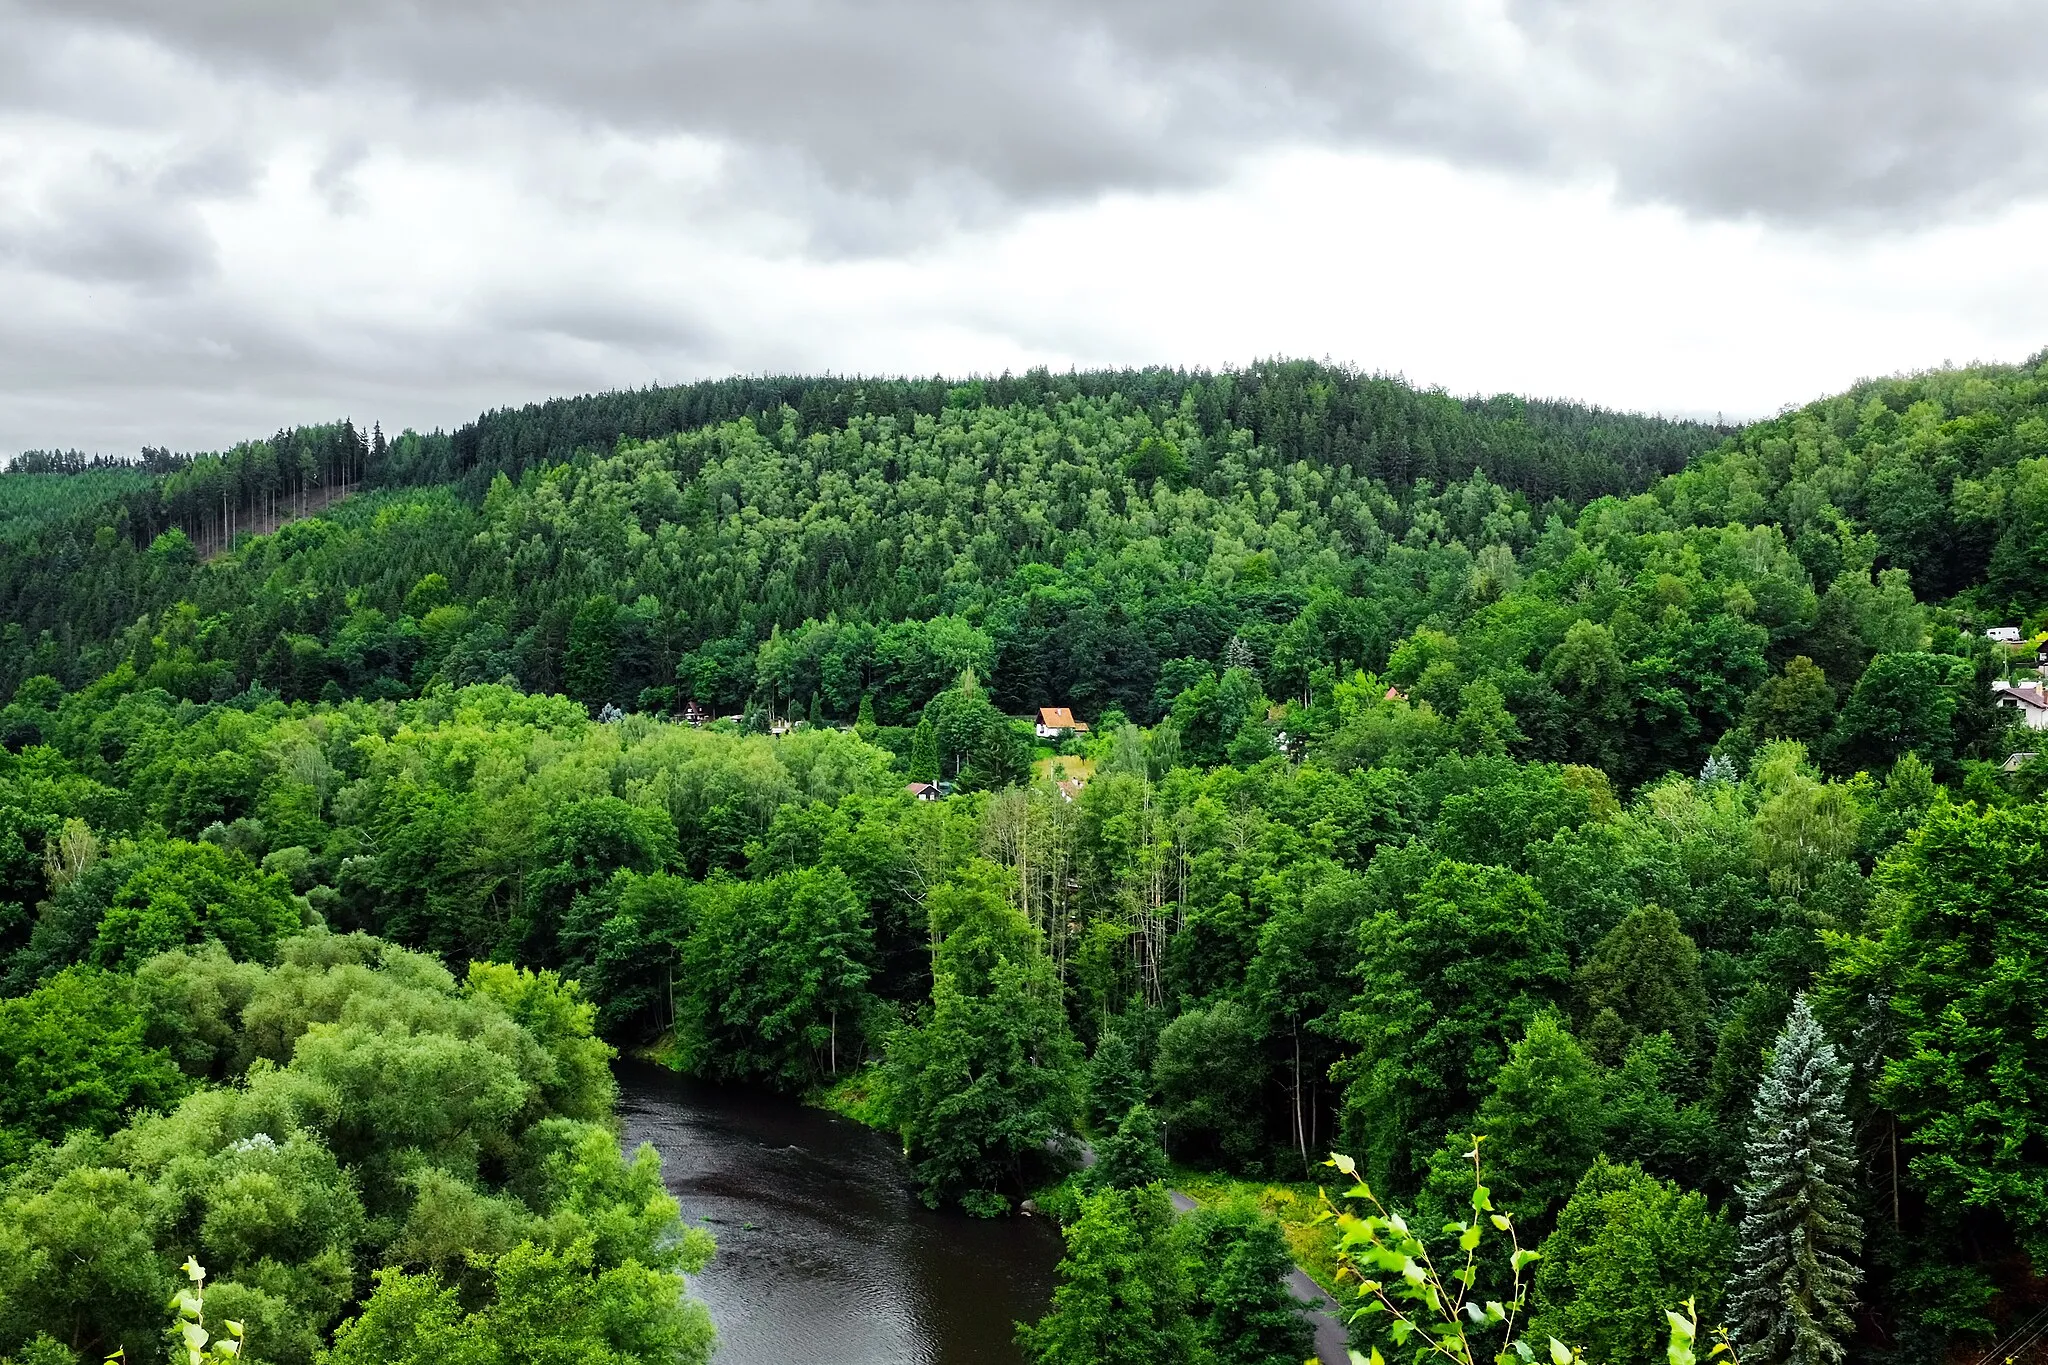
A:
[615,1059,1065,1365]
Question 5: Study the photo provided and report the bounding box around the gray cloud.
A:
[2,0,2045,456]
[10,0,2045,230]
[0,154,219,287]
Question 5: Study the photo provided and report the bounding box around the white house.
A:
[1992,679,2048,730]
[1036,707,1090,739]
[1987,626,2024,644]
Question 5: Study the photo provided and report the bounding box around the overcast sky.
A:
[4,0,2046,456]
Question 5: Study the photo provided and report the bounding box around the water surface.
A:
[616,1059,1064,1365]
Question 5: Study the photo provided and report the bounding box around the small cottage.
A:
[906,782,941,801]
[681,700,709,726]
[1036,707,1090,739]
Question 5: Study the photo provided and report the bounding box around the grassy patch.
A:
[812,1066,891,1129]
[1166,1167,1345,1295]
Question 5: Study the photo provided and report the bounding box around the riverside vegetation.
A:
[4,356,2048,1364]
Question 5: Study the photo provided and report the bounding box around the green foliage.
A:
[92,842,301,970]
[1424,1015,1604,1233]
[1528,1160,1732,1365]
[326,1238,714,1365]
[671,867,873,1088]
[1180,1199,1316,1365]
[1571,905,1709,1065]
[0,933,708,1365]
[1339,858,1569,1191]
[1320,1145,1540,1365]
[0,967,188,1162]
[1837,800,2048,1252]
[880,866,1080,1210]
[1017,1184,1200,1365]
[1085,1021,1149,1133]
[1089,1104,1169,1191]
[1154,1001,1264,1166]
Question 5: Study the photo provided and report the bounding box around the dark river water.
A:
[615,1059,1065,1365]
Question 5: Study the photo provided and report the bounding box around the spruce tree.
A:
[1727,996,1862,1365]
[909,718,941,782]
[855,694,878,740]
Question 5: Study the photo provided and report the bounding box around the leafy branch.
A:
[1318,1144,1739,1365]
[103,1256,245,1365]
[1319,1138,1545,1365]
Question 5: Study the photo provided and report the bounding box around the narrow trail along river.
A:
[616,1059,1064,1365]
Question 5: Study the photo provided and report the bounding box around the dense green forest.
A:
[5,353,2048,1365]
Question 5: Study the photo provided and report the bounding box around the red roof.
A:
[1039,707,1078,728]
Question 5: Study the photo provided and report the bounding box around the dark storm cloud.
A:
[9,0,2045,228]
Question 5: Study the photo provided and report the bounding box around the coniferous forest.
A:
[6,355,2048,1365]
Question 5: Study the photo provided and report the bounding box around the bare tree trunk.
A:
[1293,1022,1309,1173]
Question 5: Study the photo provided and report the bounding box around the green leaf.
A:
[1459,1222,1482,1252]
[1549,1337,1574,1365]
[1511,1248,1541,1273]
[1489,1214,1512,1232]
[1472,1184,1495,1213]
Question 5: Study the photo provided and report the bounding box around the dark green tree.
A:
[1529,1158,1732,1365]
[882,866,1080,1211]
[1090,1103,1169,1190]
[1572,903,1710,1065]
[1181,1200,1314,1365]
[1017,1184,1199,1365]
[1423,1013,1604,1232]
[1154,1000,1264,1166]
[1841,799,2048,1253]
[1338,856,1569,1191]
[909,717,941,783]
[563,593,620,705]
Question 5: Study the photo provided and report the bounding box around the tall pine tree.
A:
[1727,996,1862,1365]
[909,717,941,783]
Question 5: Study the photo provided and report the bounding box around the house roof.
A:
[906,782,938,797]
[1039,707,1078,728]
[1994,681,2048,710]
[1384,687,1407,702]
[2004,752,2039,772]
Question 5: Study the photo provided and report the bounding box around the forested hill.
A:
[0,361,1722,702]
[9,353,2048,1365]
